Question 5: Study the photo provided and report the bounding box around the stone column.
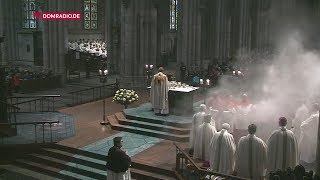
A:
[0,0,4,65]
[3,0,18,63]
[317,111,320,176]
[43,0,66,82]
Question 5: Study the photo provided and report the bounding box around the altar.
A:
[168,87,199,115]
[149,84,199,115]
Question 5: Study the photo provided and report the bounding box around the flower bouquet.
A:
[112,89,139,109]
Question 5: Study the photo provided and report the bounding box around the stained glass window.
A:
[22,0,37,29]
[84,0,98,29]
[170,0,178,30]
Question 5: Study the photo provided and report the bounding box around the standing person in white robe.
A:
[193,115,217,161]
[234,124,267,179]
[299,103,319,164]
[106,137,131,180]
[292,102,309,141]
[189,104,207,149]
[150,67,169,115]
[209,123,236,175]
[267,117,298,172]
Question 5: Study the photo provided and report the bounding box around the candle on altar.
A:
[200,79,203,85]
[206,79,210,85]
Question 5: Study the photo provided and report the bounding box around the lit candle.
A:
[200,79,203,85]
[233,71,235,75]
[206,79,210,85]
[145,64,148,69]
[104,69,108,75]
[150,65,154,69]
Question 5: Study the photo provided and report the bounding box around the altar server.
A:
[267,117,298,172]
[190,104,207,149]
[299,103,319,163]
[234,124,267,179]
[210,123,236,174]
[193,115,217,161]
[150,67,169,115]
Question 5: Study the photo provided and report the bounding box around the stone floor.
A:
[4,74,198,176]
[55,87,183,172]
[1,112,75,144]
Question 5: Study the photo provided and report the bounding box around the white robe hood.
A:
[235,134,267,179]
[189,111,206,148]
[209,129,236,174]
[267,127,298,172]
[193,122,217,161]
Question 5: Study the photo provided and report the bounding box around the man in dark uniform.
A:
[106,137,131,180]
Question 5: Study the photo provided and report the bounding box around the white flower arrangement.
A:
[112,89,139,105]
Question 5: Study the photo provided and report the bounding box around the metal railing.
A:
[67,82,118,106]
[0,100,20,124]
[7,95,61,112]
[174,143,248,180]
[0,120,59,143]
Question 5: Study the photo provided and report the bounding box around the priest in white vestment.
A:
[267,117,298,172]
[150,67,169,115]
[299,103,319,163]
[209,123,236,175]
[193,115,217,161]
[234,124,267,179]
[190,104,207,149]
[292,102,309,141]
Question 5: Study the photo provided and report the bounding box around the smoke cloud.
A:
[209,31,320,142]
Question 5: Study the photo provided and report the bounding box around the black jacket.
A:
[106,146,131,173]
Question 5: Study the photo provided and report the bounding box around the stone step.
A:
[124,113,191,128]
[37,148,106,171]
[109,115,188,142]
[13,159,82,180]
[0,165,54,180]
[25,154,106,179]
[115,113,190,135]
[131,168,176,180]
[49,143,106,161]
[131,159,176,178]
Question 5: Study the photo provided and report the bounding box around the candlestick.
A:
[200,79,203,85]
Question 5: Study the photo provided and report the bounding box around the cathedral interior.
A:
[0,0,320,179]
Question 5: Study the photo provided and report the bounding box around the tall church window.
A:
[170,0,178,30]
[84,0,98,29]
[22,0,37,29]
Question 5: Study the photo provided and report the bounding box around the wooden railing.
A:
[174,143,248,180]
[0,120,59,143]
[7,95,61,112]
[67,82,118,106]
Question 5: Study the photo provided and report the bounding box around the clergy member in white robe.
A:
[193,115,217,161]
[150,67,169,115]
[292,102,309,141]
[267,117,298,172]
[190,104,207,149]
[299,103,319,163]
[209,123,236,174]
[234,124,267,179]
